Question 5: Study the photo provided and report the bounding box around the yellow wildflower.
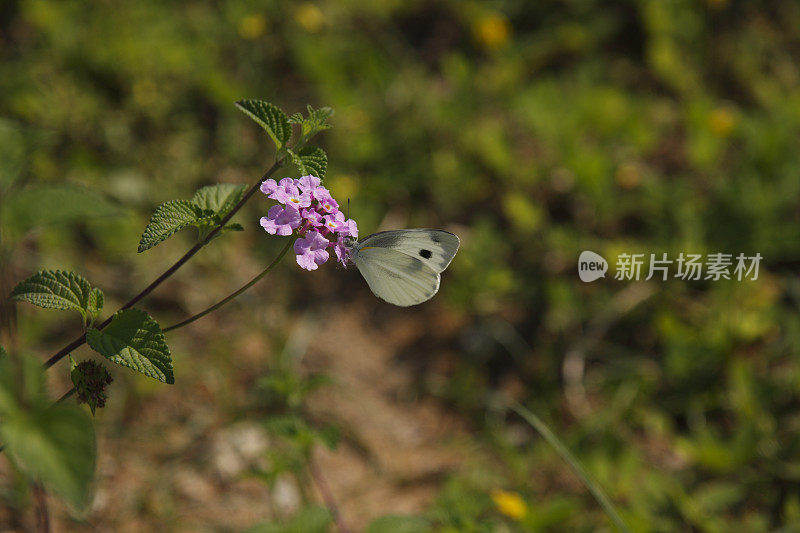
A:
[474,13,511,50]
[491,489,528,520]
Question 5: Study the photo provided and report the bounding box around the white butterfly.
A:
[347,229,460,306]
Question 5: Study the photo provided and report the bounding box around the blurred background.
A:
[2,0,800,530]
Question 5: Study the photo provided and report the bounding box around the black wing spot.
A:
[431,233,442,243]
[419,249,433,259]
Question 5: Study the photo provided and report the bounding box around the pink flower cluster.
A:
[259,175,358,270]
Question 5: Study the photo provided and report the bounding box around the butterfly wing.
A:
[357,229,460,273]
[352,247,441,306]
[351,229,460,306]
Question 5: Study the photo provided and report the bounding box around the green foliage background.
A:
[2,0,800,530]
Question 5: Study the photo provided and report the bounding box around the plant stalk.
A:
[509,401,631,533]
[162,237,293,333]
[43,160,282,369]
[309,456,351,533]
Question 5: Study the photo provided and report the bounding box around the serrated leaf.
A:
[0,354,96,510]
[222,222,244,232]
[137,199,209,252]
[86,308,174,384]
[287,147,327,180]
[298,146,327,179]
[190,183,247,217]
[289,105,334,139]
[366,516,431,533]
[10,270,96,318]
[235,99,291,149]
[0,183,120,237]
[87,287,104,316]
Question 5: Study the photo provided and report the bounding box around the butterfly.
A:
[347,229,460,306]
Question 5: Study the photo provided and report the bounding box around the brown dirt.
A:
[1,301,470,532]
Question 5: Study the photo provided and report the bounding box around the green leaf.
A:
[236,99,291,149]
[2,405,96,509]
[287,506,332,533]
[86,308,174,384]
[366,516,431,533]
[87,287,104,317]
[289,105,334,139]
[139,184,249,252]
[0,352,47,414]
[190,183,247,217]
[137,199,209,252]
[0,354,96,510]
[222,222,245,233]
[287,147,327,180]
[204,222,245,242]
[0,183,120,236]
[10,270,98,320]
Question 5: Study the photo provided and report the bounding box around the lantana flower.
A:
[293,230,330,270]
[323,211,347,233]
[260,205,302,235]
[297,175,321,194]
[259,174,358,270]
[317,191,339,214]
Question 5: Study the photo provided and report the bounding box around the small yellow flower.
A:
[474,13,511,50]
[238,14,267,40]
[295,3,324,33]
[708,107,736,137]
[491,489,528,520]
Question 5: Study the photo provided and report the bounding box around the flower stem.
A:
[43,160,282,369]
[309,455,351,533]
[162,237,294,333]
[509,401,631,533]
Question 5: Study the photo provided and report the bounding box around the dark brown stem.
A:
[32,482,50,533]
[309,456,351,533]
[43,160,282,369]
